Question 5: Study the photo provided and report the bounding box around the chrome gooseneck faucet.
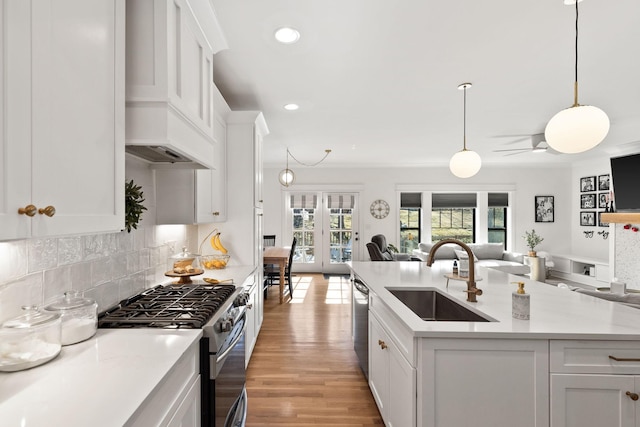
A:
[426,239,483,302]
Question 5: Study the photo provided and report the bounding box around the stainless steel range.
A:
[98,283,249,427]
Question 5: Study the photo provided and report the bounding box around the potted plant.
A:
[523,229,544,257]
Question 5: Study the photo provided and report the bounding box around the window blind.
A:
[400,193,422,208]
[432,193,477,208]
[327,194,355,209]
[290,193,318,209]
[488,192,509,207]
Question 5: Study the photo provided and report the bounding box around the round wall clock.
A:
[370,199,390,219]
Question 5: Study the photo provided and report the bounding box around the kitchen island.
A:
[0,265,256,427]
[350,261,640,427]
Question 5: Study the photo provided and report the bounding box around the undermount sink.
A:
[387,288,494,322]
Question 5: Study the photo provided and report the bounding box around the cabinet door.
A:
[30,0,124,236]
[420,338,549,427]
[2,0,31,239]
[388,339,416,427]
[369,314,390,418]
[245,285,256,367]
[551,374,636,427]
[253,125,263,208]
[167,376,201,427]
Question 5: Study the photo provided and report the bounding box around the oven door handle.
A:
[216,324,247,364]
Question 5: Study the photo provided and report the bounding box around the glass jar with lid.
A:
[44,291,98,345]
[0,306,62,371]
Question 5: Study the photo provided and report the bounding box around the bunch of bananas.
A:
[210,232,228,254]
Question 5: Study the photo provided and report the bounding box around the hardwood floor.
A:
[246,273,384,426]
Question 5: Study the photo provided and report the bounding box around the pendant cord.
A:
[462,86,467,150]
[288,148,332,167]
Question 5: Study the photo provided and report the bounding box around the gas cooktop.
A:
[98,284,237,329]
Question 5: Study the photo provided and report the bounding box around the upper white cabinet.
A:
[155,86,229,224]
[1,0,125,240]
[125,0,227,168]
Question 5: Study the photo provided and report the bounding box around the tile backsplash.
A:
[0,225,196,322]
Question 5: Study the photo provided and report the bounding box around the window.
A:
[431,193,476,243]
[400,193,421,253]
[488,193,508,249]
[329,208,352,263]
[292,208,315,263]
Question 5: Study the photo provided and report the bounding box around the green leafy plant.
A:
[125,179,147,233]
[523,229,544,252]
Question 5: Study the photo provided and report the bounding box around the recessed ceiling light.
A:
[275,27,300,44]
[284,104,299,111]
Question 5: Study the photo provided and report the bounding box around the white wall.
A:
[263,164,573,264]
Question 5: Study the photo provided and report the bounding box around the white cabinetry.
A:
[550,340,640,427]
[155,86,229,224]
[225,111,269,268]
[244,272,261,367]
[1,0,124,240]
[129,339,201,427]
[125,0,227,168]
[552,255,610,287]
[369,312,416,427]
[418,338,549,427]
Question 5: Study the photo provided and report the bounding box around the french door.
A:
[289,192,359,273]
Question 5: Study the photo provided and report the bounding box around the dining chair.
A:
[264,237,296,299]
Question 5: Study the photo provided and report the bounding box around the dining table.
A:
[263,246,290,303]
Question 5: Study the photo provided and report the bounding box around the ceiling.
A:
[211,0,640,170]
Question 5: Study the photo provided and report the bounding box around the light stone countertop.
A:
[0,264,257,426]
[350,261,640,340]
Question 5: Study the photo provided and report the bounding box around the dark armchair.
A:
[366,234,412,261]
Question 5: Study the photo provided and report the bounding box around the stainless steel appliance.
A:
[351,274,369,379]
[98,283,249,427]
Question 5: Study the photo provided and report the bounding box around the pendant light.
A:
[544,0,609,154]
[450,83,481,178]
[278,148,295,187]
[278,148,332,187]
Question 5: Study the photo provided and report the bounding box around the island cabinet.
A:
[418,339,549,427]
[1,0,125,240]
[369,293,417,427]
[550,340,640,427]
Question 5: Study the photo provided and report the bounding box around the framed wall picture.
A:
[580,176,596,192]
[580,193,596,209]
[598,192,608,209]
[598,212,609,228]
[535,195,554,223]
[580,211,596,226]
[598,174,610,191]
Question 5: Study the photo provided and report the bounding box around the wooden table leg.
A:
[279,260,285,303]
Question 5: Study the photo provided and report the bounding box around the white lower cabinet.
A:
[550,340,640,427]
[369,312,416,427]
[418,338,549,427]
[551,374,638,427]
[128,340,200,426]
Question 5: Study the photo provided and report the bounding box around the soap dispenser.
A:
[512,282,530,320]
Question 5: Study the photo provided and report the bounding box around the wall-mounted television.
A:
[610,153,640,212]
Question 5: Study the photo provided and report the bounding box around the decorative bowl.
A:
[201,254,230,270]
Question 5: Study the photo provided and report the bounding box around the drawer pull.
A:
[378,340,388,350]
[627,391,639,401]
[609,355,640,362]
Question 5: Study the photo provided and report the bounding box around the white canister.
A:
[44,291,98,345]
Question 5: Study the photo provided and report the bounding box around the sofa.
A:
[411,242,531,275]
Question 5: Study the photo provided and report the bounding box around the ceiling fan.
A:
[493,133,560,156]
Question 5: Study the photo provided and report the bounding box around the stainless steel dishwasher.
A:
[351,274,369,379]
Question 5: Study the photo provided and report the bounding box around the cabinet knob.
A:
[18,204,37,217]
[627,391,639,401]
[378,339,387,350]
[38,206,56,217]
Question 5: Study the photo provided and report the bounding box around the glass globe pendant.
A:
[449,83,481,179]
